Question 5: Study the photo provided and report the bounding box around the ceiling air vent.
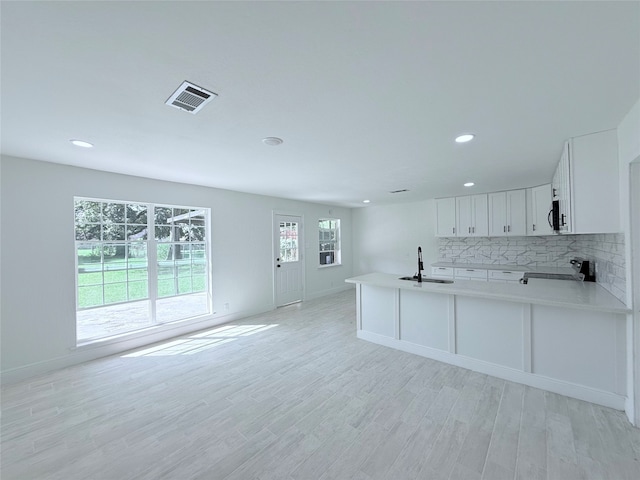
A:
[389,189,409,194]
[165,81,217,114]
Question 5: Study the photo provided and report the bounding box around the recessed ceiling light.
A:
[455,134,475,143]
[363,199,371,204]
[70,139,94,148]
[262,137,283,146]
[464,182,475,187]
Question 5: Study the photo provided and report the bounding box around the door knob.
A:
[277,264,281,268]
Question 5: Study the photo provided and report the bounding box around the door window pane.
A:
[279,222,299,262]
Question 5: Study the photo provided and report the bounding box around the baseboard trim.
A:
[1,303,275,385]
[305,284,354,301]
[357,330,626,411]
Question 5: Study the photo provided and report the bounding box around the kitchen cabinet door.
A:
[454,268,488,281]
[488,192,507,236]
[527,184,553,235]
[435,197,456,237]
[569,129,619,233]
[488,270,524,282]
[456,194,488,237]
[506,189,526,236]
[489,190,526,236]
[471,194,489,236]
[456,196,473,237]
[431,266,454,278]
[551,131,618,234]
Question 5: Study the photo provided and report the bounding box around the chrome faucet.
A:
[417,246,423,283]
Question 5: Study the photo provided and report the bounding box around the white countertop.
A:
[431,262,575,275]
[345,273,630,314]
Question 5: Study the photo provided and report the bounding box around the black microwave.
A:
[549,199,560,232]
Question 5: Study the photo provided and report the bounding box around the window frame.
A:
[74,197,212,343]
[318,218,341,268]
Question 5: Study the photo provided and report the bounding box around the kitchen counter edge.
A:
[345,273,630,314]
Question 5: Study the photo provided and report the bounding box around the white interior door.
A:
[274,214,304,306]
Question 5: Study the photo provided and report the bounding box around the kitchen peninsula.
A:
[345,273,630,410]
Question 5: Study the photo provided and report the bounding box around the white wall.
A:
[0,155,352,382]
[352,200,437,277]
[616,97,640,426]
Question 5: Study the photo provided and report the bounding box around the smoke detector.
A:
[165,81,217,114]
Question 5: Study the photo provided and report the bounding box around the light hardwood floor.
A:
[2,290,639,479]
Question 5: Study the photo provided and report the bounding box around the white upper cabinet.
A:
[488,189,526,236]
[569,129,619,234]
[471,194,489,237]
[456,196,472,237]
[552,143,572,233]
[434,129,618,238]
[435,197,456,237]
[456,194,488,237]
[552,130,619,234]
[506,190,527,236]
[488,192,507,236]
[526,184,553,236]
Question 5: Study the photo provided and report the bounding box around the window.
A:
[318,219,340,266]
[279,221,299,262]
[75,198,210,342]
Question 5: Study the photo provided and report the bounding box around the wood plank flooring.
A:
[2,290,639,479]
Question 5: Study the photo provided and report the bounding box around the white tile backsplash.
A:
[438,236,579,267]
[576,233,626,304]
[438,234,626,304]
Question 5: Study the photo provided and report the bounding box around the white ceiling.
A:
[1,1,639,207]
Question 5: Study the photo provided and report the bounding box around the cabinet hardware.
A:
[466,269,474,272]
[472,227,475,233]
[561,214,566,226]
[438,268,446,270]
[503,226,506,233]
[533,224,536,231]
[502,271,512,274]
[468,227,471,234]
[453,227,455,234]
[508,225,511,232]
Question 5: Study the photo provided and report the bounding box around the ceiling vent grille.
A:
[165,81,217,114]
[389,189,409,194]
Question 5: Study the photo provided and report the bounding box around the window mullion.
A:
[75,198,210,342]
[147,203,158,324]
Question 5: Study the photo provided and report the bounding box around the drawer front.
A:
[431,266,454,277]
[488,270,524,281]
[454,268,488,279]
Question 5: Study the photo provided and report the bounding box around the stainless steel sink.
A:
[398,276,453,284]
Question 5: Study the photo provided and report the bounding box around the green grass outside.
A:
[77,251,207,308]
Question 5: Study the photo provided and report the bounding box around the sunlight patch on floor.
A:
[122,324,279,357]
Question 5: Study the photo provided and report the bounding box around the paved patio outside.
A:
[76,293,209,341]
